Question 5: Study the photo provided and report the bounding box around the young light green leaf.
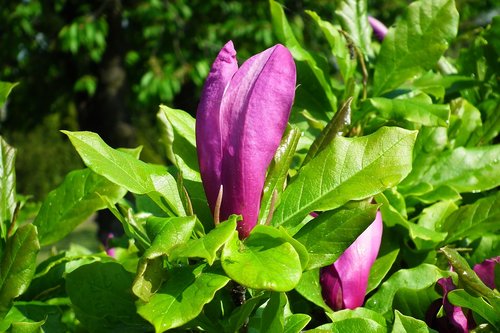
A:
[284,314,311,333]
[294,203,378,269]
[327,308,387,333]
[258,126,300,226]
[0,137,16,241]
[62,130,185,216]
[66,262,151,332]
[144,216,196,259]
[373,0,459,95]
[157,105,200,182]
[269,0,336,113]
[365,264,453,319]
[273,127,417,233]
[0,225,40,319]
[294,269,331,312]
[447,289,500,330]
[392,310,437,333]
[33,168,128,246]
[168,216,237,265]
[335,0,372,57]
[221,225,302,291]
[448,98,482,148]
[367,248,400,294]
[440,192,500,244]
[368,94,450,128]
[0,82,18,109]
[251,292,287,333]
[137,263,230,332]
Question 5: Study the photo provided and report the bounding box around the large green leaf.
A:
[335,0,372,57]
[33,168,128,246]
[272,127,417,233]
[373,0,459,95]
[440,192,500,244]
[137,264,230,332]
[0,137,16,241]
[157,105,200,182]
[63,131,184,216]
[66,262,151,333]
[221,225,302,291]
[269,0,336,114]
[294,202,378,269]
[365,264,453,319]
[391,311,437,333]
[0,225,40,318]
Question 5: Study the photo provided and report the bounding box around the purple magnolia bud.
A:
[437,277,474,332]
[473,256,499,290]
[320,211,383,310]
[196,41,296,238]
[368,16,388,42]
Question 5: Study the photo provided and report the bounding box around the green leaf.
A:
[0,137,16,241]
[327,308,388,333]
[294,269,331,312]
[294,202,378,269]
[335,0,372,57]
[248,292,287,333]
[284,313,311,333]
[132,257,164,302]
[258,126,301,226]
[169,216,237,265]
[224,293,267,332]
[144,216,196,259]
[33,168,127,246]
[365,264,453,319]
[440,192,500,244]
[273,127,417,234]
[221,225,302,291]
[440,246,499,300]
[157,105,200,182]
[367,248,400,294]
[137,263,230,332]
[62,131,185,216]
[368,94,450,128]
[373,0,459,95]
[0,82,18,109]
[392,285,441,320]
[447,289,500,330]
[66,262,151,333]
[392,310,437,333]
[448,98,482,148]
[269,0,336,113]
[0,225,40,319]
[400,145,500,196]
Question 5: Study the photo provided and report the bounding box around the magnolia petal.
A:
[437,277,473,333]
[473,256,500,290]
[368,16,388,41]
[196,41,238,211]
[219,44,296,238]
[321,211,383,310]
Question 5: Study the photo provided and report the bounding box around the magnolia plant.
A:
[0,0,499,332]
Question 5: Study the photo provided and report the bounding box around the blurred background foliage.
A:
[0,0,498,200]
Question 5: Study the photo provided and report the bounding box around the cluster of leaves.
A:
[0,0,499,332]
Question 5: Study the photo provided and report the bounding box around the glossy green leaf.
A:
[224,294,267,333]
[294,203,378,269]
[273,127,417,233]
[66,262,151,333]
[365,264,453,319]
[169,216,237,265]
[448,98,482,148]
[132,257,164,302]
[294,269,331,312]
[447,289,500,330]
[0,225,40,318]
[392,310,437,333]
[367,248,400,294]
[327,308,387,333]
[258,126,300,226]
[137,263,230,332]
[0,82,18,109]
[33,168,127,246]
[0,137,16,241]
[62,131,184,216]
[393,285,440,320]
[248,292,287,333]
[157,105,200,182]
[144,216,196,259]
[373,0,459,95]
[284,313,311,333]
[368,94,450,128]
[440,192,500,244]
[221,225,302,291]
[335,0,372,57]
[269,0,336,113]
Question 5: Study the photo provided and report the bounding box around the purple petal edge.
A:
[473,256,500,290]
[368,16,388,41]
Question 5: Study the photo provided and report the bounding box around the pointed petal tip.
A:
[218,41,237,64]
